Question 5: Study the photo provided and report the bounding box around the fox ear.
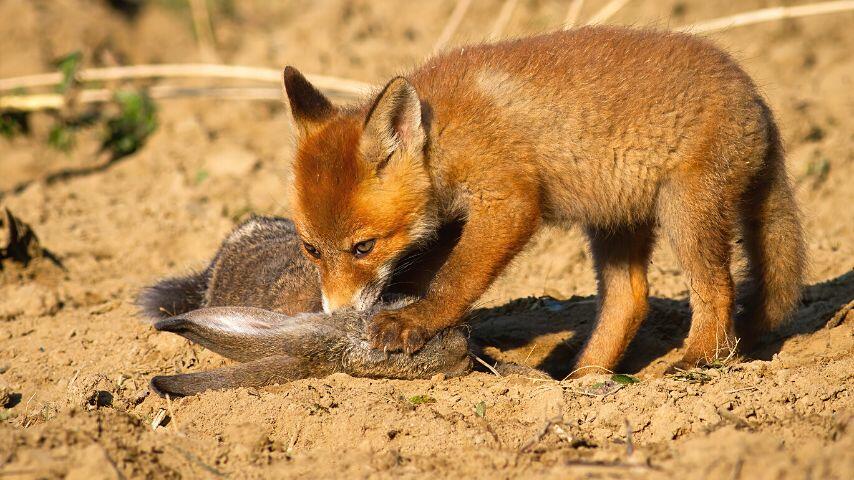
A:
[283,66,335,136]
[362,77,425,166]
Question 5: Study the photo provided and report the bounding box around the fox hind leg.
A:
[658,169,739,369]
[571,224,655,377]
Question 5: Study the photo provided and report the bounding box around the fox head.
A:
[283,67,438,313]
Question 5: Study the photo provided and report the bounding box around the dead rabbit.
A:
[139,216,539,397]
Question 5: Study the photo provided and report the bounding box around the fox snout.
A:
[320,269,388,314]
[321,288,365,314]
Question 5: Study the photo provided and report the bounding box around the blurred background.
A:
[0,0,851,313]
[1,2,852,478]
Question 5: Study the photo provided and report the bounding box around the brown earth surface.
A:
[1,0,852,478]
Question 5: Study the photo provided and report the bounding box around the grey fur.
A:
[141,216,478,397]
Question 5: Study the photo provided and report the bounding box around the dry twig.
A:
[171,444,226,477]
[433,0,473,53]
[287,422,302,455]
[188,0,220,62]
[520,415,566,452]
[826,299,854,328]
[585,0,630,25]
[474,355,502,377]
[725,385,758,395]
[489,0,519,40]
[678,0,854,34]
[2,2,850,115]
[0,86,285,111]
[563,0,585,29]
[561,364,613,381]
[151,408,168,431]
[0,64,372,97]
[624,418,634,456]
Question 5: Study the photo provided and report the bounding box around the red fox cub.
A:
[283,26,805,375]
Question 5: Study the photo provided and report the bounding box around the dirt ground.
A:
[1,0,852,478]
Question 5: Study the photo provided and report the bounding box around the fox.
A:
[282,26,805,375]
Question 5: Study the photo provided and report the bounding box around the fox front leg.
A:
[368,183,541,354]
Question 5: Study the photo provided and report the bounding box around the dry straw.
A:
[2,1,854,112]
[188,0,220,62]
[678,0,854,34]
[432,0,473,53]
[489,0,519,41]
[563,0,585,29]
[586,0,631,25]
[0,64,372,97]
[0,86,286,111]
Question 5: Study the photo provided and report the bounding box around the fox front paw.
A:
[367,311,430,355]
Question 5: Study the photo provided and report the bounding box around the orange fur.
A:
[283,26,805,371]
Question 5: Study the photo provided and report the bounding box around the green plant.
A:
[611,374,640,385]
[195,169,210,185]
[48,123,75,152]
[0,111,29,139]
[669,368,713,384]
[409,395,436,405]
[805,157,830,184]
[102,90,158,158]
[54,51,83,94]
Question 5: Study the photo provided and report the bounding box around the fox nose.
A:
[321,291,352,314]
[321,294,335,314]
[321,287,366,314]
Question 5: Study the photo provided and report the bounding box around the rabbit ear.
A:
[154,307,345,362]
[150,355,326,397]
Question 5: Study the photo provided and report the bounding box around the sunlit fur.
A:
[290,114,437,312]
[284,26,805,371]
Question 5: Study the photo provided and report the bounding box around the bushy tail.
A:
[737,119,806,342]
[136,270,210,320]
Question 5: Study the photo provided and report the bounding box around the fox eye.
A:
[352,239,376,258]
[302,242,321,259]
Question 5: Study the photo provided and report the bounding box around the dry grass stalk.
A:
[585,0,630,25]
[433,0,473,53]
[474,355,502,377]
[678,0,854,34]
[489,0,519,40]
[564,0,585,29]
[188,0,220,62]
[171,445,226,477]
[287,422,302,455]
[725,385,758,394]
[3,2,851,114]
[624,418,634,456]
[0,86,291,111]
[519,415,572,452]
[826,298,853,328]
[151,408,168,431]
[561,364,613,381]
[0,64,373,97]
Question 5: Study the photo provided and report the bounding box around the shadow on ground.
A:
[470,270,854,379]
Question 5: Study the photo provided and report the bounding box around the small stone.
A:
[67,374,114,410]
[0,380,11,407]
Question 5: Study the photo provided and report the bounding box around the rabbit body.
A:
[140,216,472,397]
